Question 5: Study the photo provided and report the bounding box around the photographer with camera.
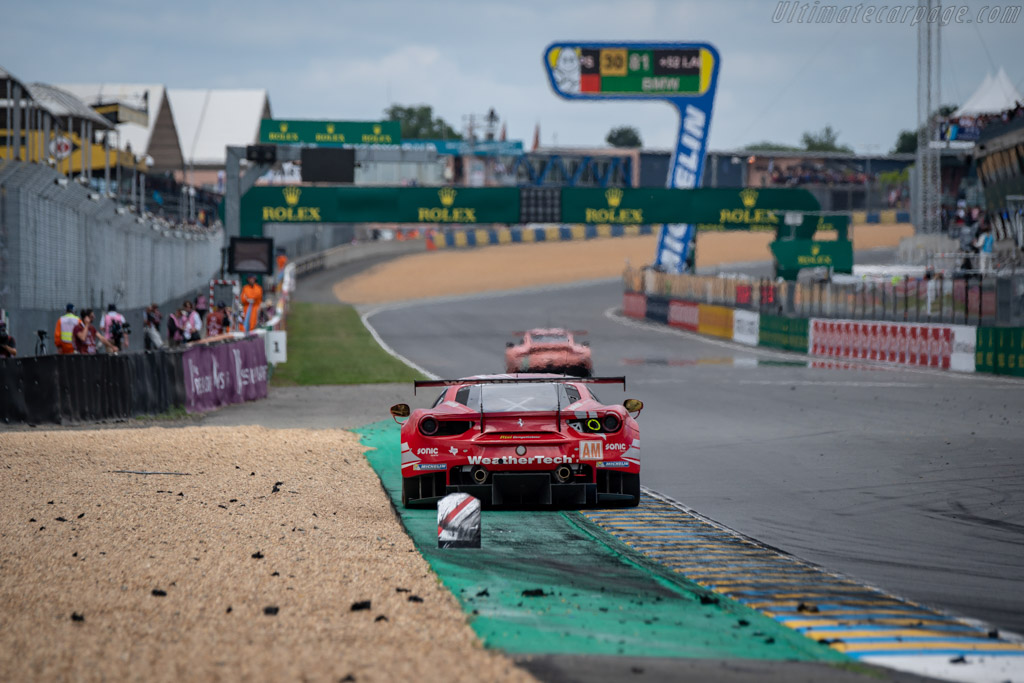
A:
[74,309,118,355]
[100,303,130,351]
[0,321,16,358]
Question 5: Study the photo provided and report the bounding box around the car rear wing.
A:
[414,376,625,394]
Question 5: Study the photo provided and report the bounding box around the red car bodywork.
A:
[393,374,641,508]
[505,328,592,377]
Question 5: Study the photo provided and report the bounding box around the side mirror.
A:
[623,399,643,417]
[506,342,514,348]
[582,341,590,347]
[390,403,411,423]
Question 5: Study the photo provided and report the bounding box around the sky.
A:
[3,0,1023,154]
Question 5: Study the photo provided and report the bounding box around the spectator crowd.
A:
[768,164,873,186]
[940,101,1024,143]
[8,276,276,359]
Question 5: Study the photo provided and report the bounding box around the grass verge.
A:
[271,302,425,386]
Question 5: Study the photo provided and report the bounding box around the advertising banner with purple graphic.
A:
[183,336,269,413]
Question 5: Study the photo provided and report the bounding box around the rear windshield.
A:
[455,383,570,412]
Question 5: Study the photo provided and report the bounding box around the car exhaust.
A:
[554,465,572,483]
[471,466,489,484]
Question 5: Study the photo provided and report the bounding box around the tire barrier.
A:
[0,351,184,425]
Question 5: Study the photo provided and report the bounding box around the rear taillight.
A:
[419,417,439,436]
[570,413,622,434]
[419,418,472,436]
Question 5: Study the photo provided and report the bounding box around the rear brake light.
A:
[419,418,472,436]
[420,417,439,436]
[569,414,622,434]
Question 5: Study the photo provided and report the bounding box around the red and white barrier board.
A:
[668,300,699,331]
[809,319,976,373]
[623,292,647,319]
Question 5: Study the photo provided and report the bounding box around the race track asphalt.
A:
[200,250,1020,683]
[363,279,1024,638]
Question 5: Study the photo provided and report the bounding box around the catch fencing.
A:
[0,160,222,346]
[628,267,1024,328]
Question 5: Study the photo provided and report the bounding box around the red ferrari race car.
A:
[505,328,592,377]
[389,374,643,508]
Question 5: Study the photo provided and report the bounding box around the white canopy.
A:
[954,67,1023,117]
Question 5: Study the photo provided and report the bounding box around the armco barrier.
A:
[291,239,426,279]
[759,315,809,353]
[975,326,1024,376]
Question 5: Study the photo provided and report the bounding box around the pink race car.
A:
[390,374,643,508]
[505,328,592,377]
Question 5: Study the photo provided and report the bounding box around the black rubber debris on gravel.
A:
[271,571,280,577]
[272,481,283,493]
[226,606,233,613]
[350,600,371,611]
[77,513,84,519]
[374,615,388,622]
[252,551,264,559]
[263,606,279,616]
[340,675,356,682]
[395,587,410,593]
[152,589,167,597]
[71,612,84,622]
[407,595,424,603]
[56,517,67,522]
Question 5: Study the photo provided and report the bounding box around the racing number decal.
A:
[579,441,603,461]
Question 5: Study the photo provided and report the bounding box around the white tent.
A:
[167,89,271,168]
[954,67,1023,116]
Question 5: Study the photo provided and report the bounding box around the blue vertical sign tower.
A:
[542,42,721,272]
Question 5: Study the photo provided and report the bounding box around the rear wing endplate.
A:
[414,376,625,394]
